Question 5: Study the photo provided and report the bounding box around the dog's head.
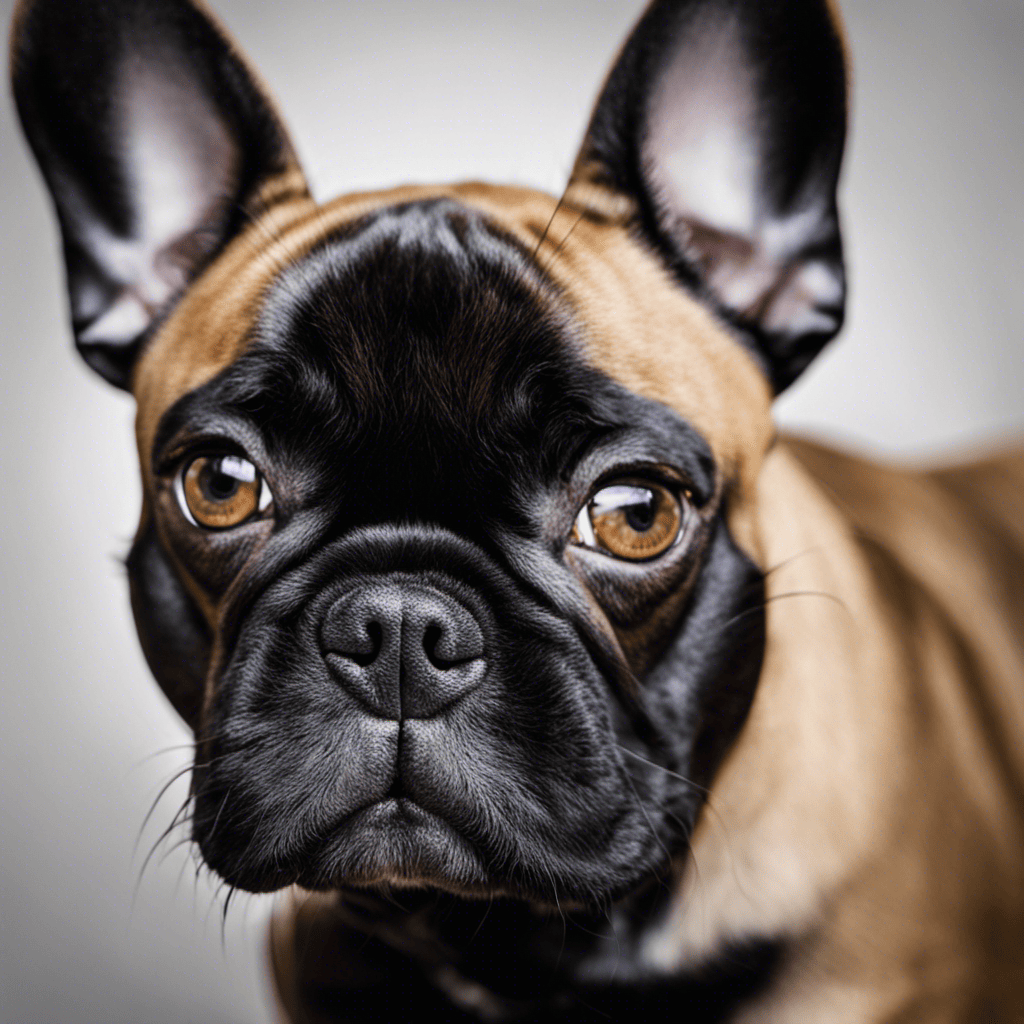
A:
[12,0,846,909]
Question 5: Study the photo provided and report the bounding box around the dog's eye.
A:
[571,480,685,560]
[175,455,271,529]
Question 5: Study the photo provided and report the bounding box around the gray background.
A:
[1,1,1021,1022]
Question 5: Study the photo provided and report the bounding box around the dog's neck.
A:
[272,883,784,1022]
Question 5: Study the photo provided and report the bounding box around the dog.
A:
[11,0,1024,1020]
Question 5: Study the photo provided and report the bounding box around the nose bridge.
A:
[320,577,486,719]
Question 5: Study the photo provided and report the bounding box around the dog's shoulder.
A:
[757,436,1024,1018]
[783,437,1024,630]
[785,433,1024,780]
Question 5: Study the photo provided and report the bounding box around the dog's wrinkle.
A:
[254,201,568,432]
[245,214,597,455]
[192,532,663,901]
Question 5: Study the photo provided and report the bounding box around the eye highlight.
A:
[175,454,271,529]
[571,480,686,561]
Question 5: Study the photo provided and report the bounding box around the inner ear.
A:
[573,0,848,392]
[66,48,242,348]
[12,0,308,388]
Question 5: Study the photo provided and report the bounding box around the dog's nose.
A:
[320,581,486,719]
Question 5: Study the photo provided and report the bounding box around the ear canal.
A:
[572,0,848,392]
[11,0,309,389]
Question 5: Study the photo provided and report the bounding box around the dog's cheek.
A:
[644,517,767,792]
[126,519,211,728]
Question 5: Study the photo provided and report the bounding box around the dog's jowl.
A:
[11,0,1024,1021]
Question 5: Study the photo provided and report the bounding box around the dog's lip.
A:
[345,796,444,829]
[310,796,493,892]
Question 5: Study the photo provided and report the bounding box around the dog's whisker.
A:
[541,206,589,276]
[570,993,617,1022]
[129,743,198,770]
[171,837,198,901]
[762,547,821,578]
[202,786,236,848]
[764,589,849,613]
[615,744,721,910]
[203,877,229,935]
[541,863,569,973]
[468,893,496,946]
[220,883,240,949]
[619,767,674,878]
[615,745,709,796]
[532,185,574,262]
[133,747,236,861]
[133,792,196,910]
[719,588,851,634]
[133,762,197,858]
[156,833,197,871]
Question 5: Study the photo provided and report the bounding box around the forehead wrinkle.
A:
[256,201,577,436]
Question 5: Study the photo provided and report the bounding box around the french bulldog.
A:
[12,0,1024,1020]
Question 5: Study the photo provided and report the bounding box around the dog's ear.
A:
[573,0,848,392]
[11,0,307,389]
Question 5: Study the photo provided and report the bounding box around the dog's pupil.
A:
[624,493,655,532]
[203,462,240,502]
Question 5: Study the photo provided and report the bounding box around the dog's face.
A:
[12,0,845,912]
[130,189,777,905]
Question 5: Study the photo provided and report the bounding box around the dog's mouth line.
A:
[334,794,462,836]
[193,781,675,904]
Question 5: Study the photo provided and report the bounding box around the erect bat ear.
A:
[11,0,309,389]
[573,0,848,392]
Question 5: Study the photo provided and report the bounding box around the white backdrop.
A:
[1,1,1021,1021]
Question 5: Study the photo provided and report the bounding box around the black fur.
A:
[286,892,783,1023]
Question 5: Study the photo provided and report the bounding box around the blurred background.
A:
[1,1,1021,1021]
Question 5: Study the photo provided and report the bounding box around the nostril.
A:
[350,618,385,667]
[423,623,458,669]
[348,620,382,667]
[423,624,444,668]
[421,620,483,669]
[322,595,386,666]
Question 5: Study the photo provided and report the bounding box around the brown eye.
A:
[571,480,685,560]
[176,455,269,529]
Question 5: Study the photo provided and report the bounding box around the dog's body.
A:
[11,0,1024,1021]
